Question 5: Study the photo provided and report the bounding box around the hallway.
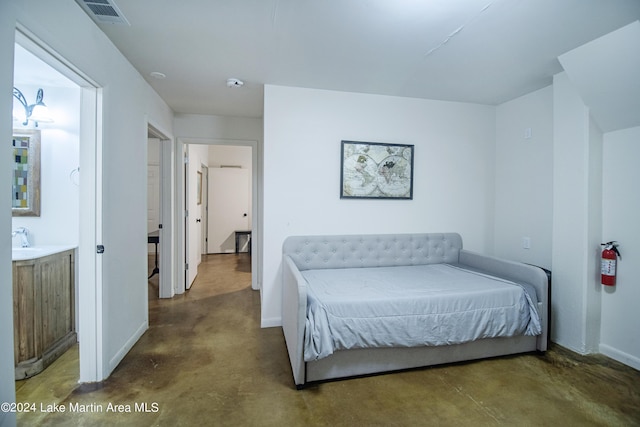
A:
[15,254,640,426]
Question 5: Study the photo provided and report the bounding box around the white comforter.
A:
[302,264,541,362]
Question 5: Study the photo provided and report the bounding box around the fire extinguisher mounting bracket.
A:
[601,241,621,260]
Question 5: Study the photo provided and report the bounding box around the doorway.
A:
[178,139,258,293]
[208,166,251,254]
[147,125,173,299]
[12,30,102,384]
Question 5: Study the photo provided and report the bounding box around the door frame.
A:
[201,164,209,255]
[176,138,259,292]
[147,124,174,298]
[15,27,105,382]
[183,144,199,289]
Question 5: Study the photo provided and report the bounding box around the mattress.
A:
[302,264,542,362]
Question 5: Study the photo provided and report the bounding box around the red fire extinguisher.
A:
[601,241,621,286]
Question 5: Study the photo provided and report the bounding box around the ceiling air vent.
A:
[76,0,130,26]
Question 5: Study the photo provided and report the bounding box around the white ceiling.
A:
[85,0,640,119]
[559,21,640,133]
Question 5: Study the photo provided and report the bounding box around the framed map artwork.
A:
[340,140,414,199]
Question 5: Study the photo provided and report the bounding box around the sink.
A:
[12,247,43,259]
[12,246,76,261]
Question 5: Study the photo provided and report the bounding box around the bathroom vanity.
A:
[12,247,76,379]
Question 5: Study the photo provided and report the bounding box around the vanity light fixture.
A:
[13,87,54,127]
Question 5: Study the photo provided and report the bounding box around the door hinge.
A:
[184,155,189,164]
[184,209,189,218]
[185,263,189,270]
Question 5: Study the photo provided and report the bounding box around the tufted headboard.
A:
[282,233,463,271]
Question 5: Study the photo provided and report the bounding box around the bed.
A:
[281,233,549,388]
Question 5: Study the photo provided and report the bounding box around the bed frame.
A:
[281,233,549,388]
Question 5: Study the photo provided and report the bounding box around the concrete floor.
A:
[15,253,640,426]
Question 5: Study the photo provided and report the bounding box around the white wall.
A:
[551,72,603,354]
[558,21,640,133]
[174,113,263,142]
[0,3,18,425]
[494,56,638,369]
[600,126,640,369]
[585,117,604,353]
[209,145,253,169]
[208,145,253,252]
[494,86,554,269]
[263,85,496,327]
[1,0,175,390]
[555,23,640,368]
[11,84,80,248]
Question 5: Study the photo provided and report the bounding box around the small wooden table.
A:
[148,230,160,279]
[235,230,251,254]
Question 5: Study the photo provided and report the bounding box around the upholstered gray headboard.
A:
[282,233,463,271]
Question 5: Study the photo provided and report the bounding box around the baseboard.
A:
[107,320,149,375]
[261,316,281,328]
[599,343,640,371]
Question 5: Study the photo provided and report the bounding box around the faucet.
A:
[12,227,30,248]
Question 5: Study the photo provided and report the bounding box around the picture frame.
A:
[340,140,414,199]
[12,129,41,217]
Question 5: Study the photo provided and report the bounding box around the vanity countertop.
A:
[12,245,77,261]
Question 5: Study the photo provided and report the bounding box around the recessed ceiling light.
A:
[150,71,166,79]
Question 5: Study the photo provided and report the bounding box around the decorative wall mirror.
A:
[12,129,41,217]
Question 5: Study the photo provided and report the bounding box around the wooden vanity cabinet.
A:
[13,249,76,379]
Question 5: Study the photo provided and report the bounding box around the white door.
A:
[208,168,250,253]
[201,165,209,255]
[185,146,202,289]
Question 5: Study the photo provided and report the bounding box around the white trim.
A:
[15,28,105,383]
[599,344,640,371]
[78,86,103,382]
[108,321,148,372]
[160,138,176,298]
[148,122,175,299]
[175,140,187,295]
[200,164,209,255]
[184,144,195,289]
[176,138,260,293]
[261,317,281,328]
[15,24,98,88]
[94,89,104,379]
